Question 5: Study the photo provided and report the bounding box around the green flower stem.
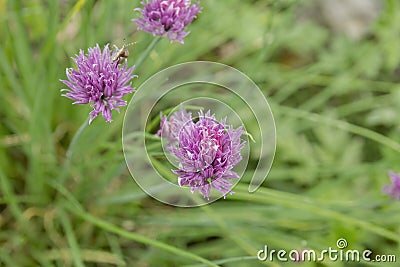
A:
[275,104,400,153]
[233,184,400,243]
[148,159,258,257]
[59,210,85,267]
[58,117,90,183]
[135,36,162,69]
[0,168,23,222]
[199,203,259,257]
[59,36,161,183]
[65,204,219,267]
[66,117,90,161]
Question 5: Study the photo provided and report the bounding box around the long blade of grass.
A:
[233,185,400,243]
[0,167,23,222]
[40,0,88,60]
[276,104,400,153]
[59,210,86,267]
[65,203,220,267]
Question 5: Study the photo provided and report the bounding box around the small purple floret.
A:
[60,44,137,123]
[159,109,245,198]
[133,0,202,43]
[382,171,400,200]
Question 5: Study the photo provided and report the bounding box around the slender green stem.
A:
[233,185,400,243]
[41,0,88,61]
[59,210,85,267]
[0,167,37,239]
[336,94,393,117]
[0,167,23,222]
[49,180,85,211]
[59,36,159,180]
[66,117,90,161]
[275,104,400,153]
[148,158,259,258]
[58,117,90,183]
[135,36,162,70]
[65,204,219,267]
[199,203,258,257]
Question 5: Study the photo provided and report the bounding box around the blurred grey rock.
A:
[299,0,382,39]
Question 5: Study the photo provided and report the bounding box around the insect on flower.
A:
[112,41,136,65]
[60,44,137,123]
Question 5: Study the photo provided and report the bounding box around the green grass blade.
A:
[65,204,220,267]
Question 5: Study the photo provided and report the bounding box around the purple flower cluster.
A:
[133,0,201,43]
[61,2,202,123]
[382,171,400,200]
[159,109,245,198]
[61,44,137,123]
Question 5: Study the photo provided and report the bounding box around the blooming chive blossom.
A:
[159,109,245,198]
[133,0,201,43]
[157,109,193,143]
[61,44,137,123]
[382,171,400,200]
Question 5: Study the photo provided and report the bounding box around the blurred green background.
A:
[1,0,400,266]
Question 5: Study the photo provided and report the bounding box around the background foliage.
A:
[1,0,400,266]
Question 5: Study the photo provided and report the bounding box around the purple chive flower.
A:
[159,109,245,198]
[157,109,193,142]
[61,44,137,123]
[133,0,202,43]
[382,171,400,200]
